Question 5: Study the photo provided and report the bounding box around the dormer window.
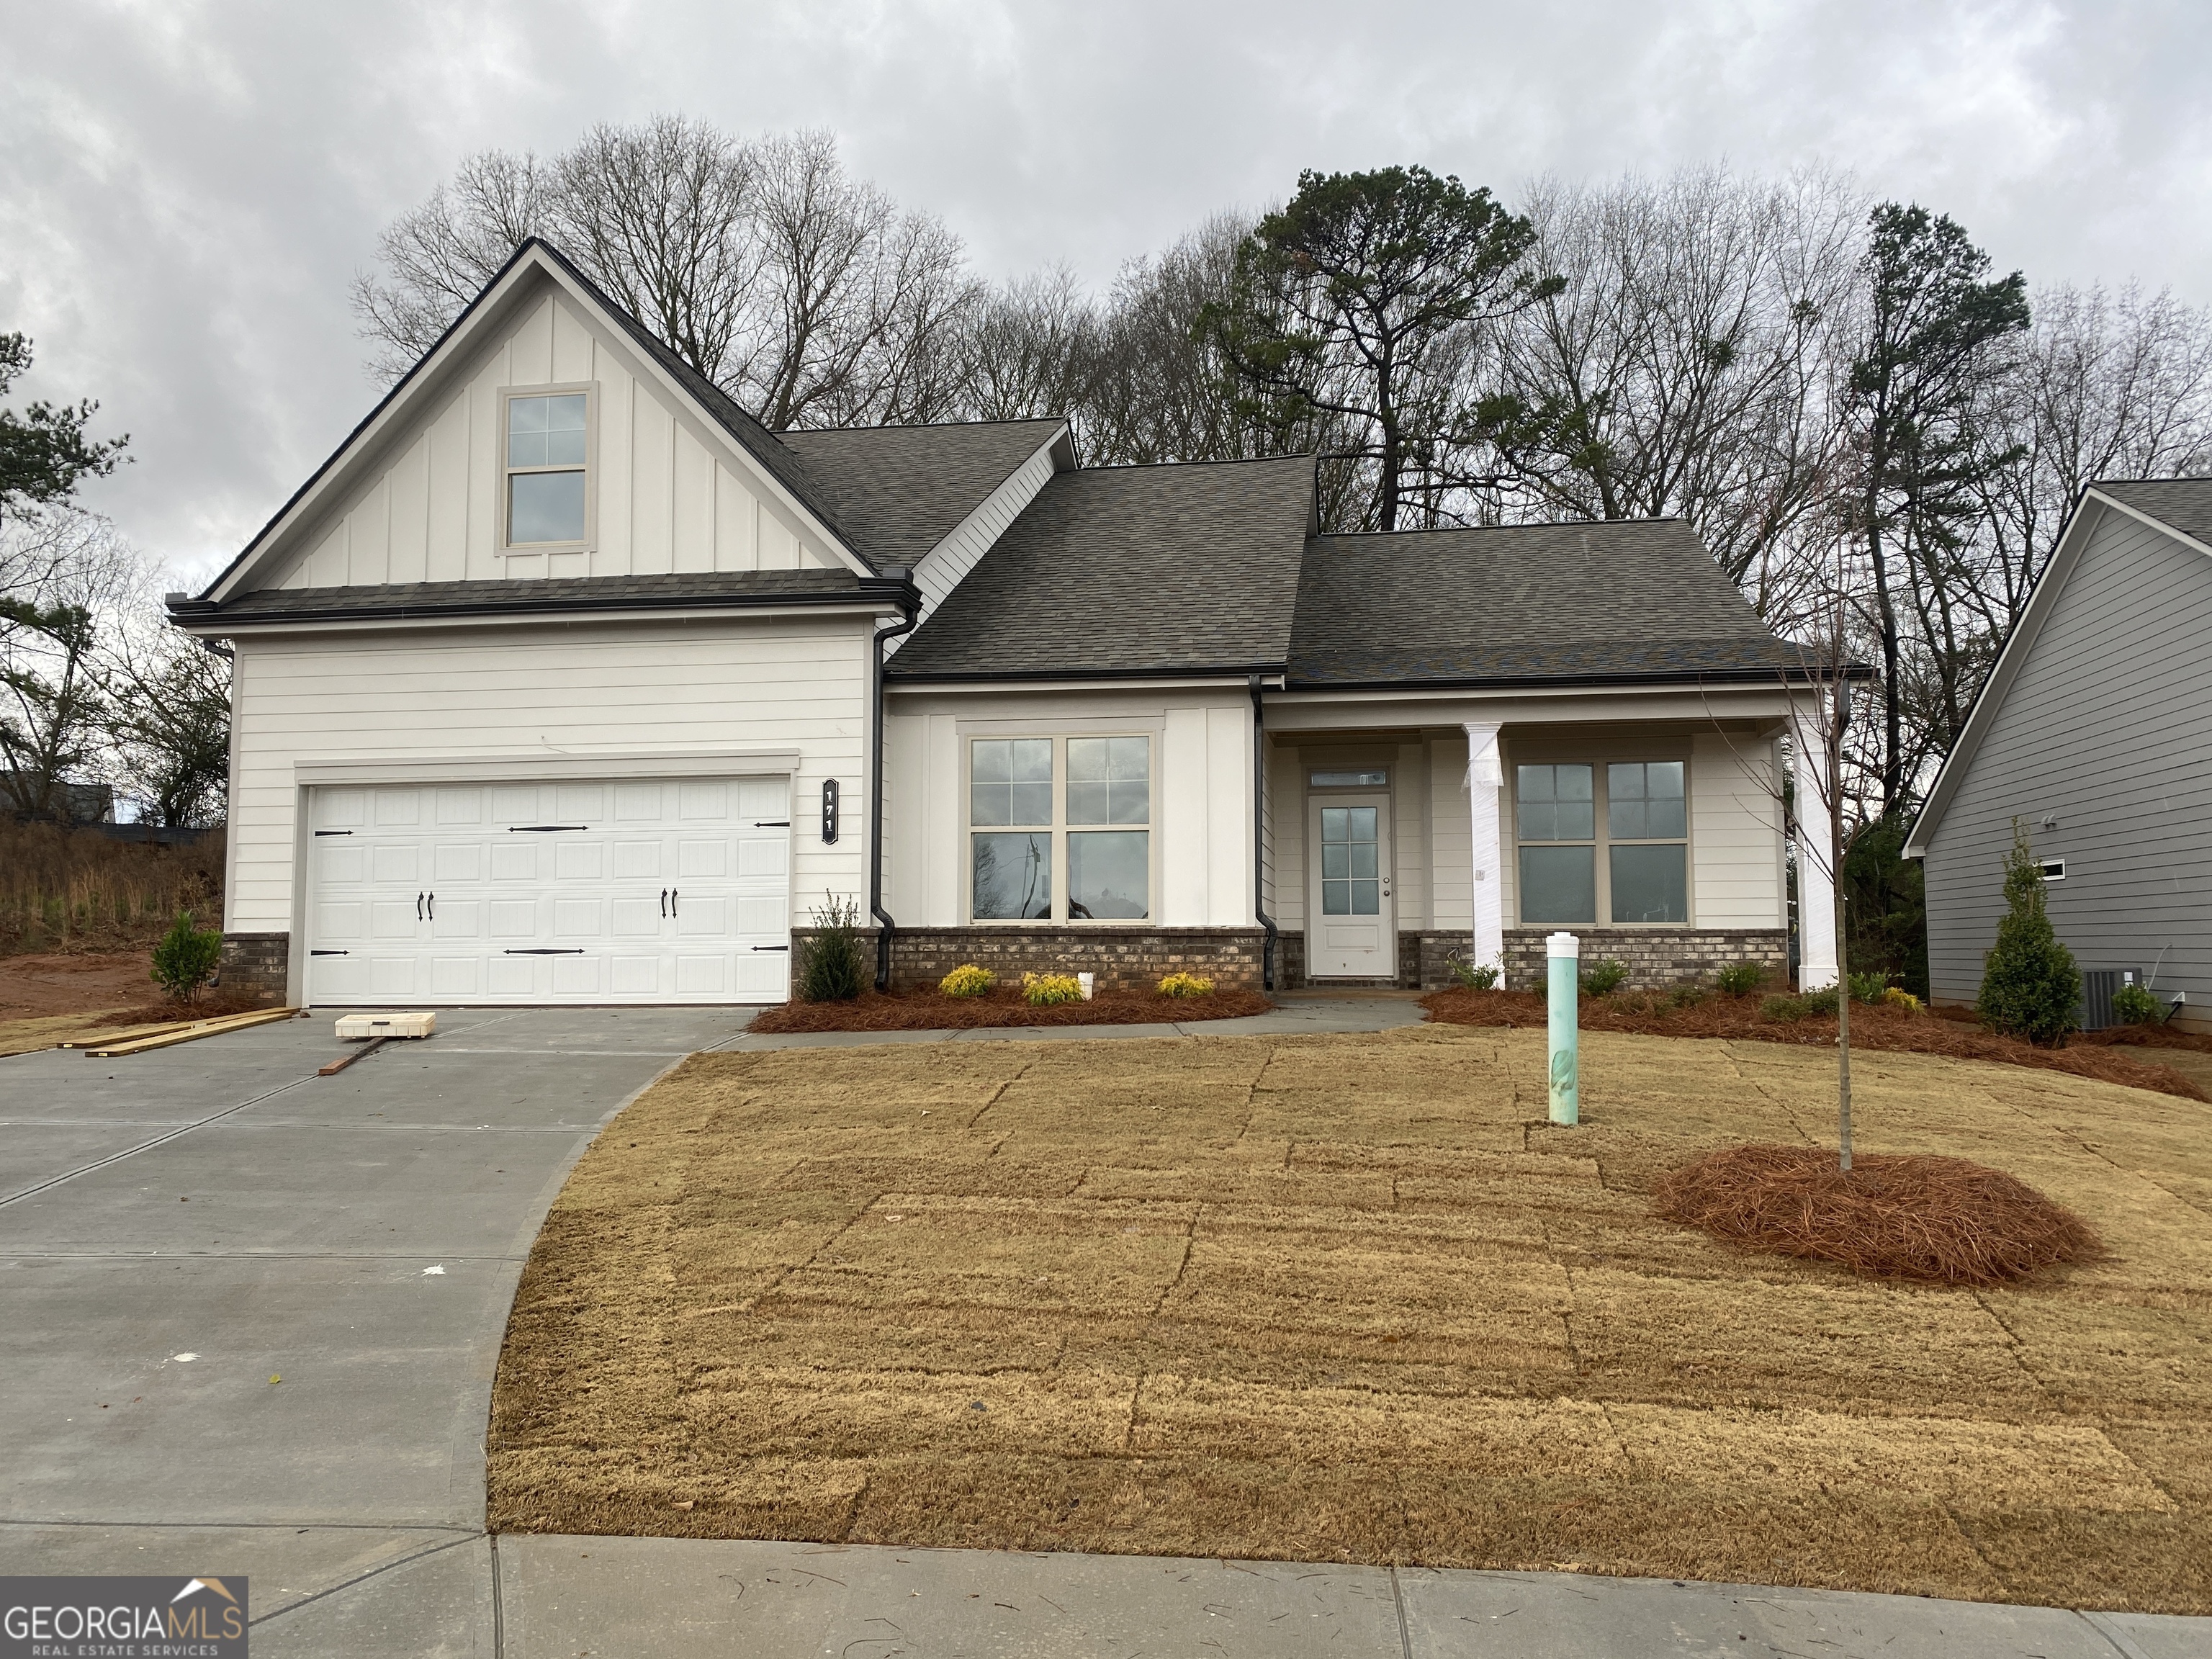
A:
[503,387,593,548]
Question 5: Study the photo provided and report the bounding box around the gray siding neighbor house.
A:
[1906,479,2212,1032]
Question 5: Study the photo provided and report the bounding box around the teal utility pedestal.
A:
[1547,930,1580,1125]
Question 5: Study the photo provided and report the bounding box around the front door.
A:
[1307,793,1395,979]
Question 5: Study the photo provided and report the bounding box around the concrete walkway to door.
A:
[4,996,2206,1657]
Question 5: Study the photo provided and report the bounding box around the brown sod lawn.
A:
[750,985,1273,1032]
[1425,986,2209,1101]
[489,1027,2212,1612]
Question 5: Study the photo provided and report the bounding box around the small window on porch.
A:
[1310,769,1387,788]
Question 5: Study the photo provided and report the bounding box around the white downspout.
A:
[1464,720,1505,981]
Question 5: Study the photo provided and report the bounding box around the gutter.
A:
[165,579,913,631]
[869,569,922,990]
[1249,674,1278,992]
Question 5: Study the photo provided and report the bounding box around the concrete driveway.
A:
[0,1004,741,1651]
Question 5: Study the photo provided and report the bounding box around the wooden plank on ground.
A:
[56,1018,203,1049]
[318,1035,388,1076]
[84,1007,300,1058]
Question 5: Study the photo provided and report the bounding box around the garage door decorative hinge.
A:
[313,830,353,837]
[504,948,587,955]
[310,949,349,956]
[508,824,589,832]
[752,945,790,952]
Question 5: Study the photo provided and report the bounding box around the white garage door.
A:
[305,776,791,1005]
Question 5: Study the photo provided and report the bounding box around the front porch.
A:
[1262,694,1809,993]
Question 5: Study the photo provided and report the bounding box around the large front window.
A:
[505,389,590,546]
[1515,759,1688,925]
[970,736,1151,922]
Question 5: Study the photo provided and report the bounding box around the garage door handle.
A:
[505,948,585,956]
[660,888,667,917]
[670,889,678,916]
[752,945,788,952]
[427,892,435,920]
[416,891,423,921]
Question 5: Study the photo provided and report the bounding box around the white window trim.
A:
[498,382,601,556]
[1507,751,1696,928]
[963,734,1159,925]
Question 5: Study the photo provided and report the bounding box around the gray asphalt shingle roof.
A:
[2095,477,2212,549]
[1289,520,1801,686]
[887,455,1317,679]
[782,420,1067,572]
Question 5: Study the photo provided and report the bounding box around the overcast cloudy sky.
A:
[4,0,2207,585]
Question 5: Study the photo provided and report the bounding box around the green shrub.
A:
[1447,958,1501,992]
[1848,970,1889,1004]
[795,894,867,1002]
[1157,971,1215,997]
[939,964,994,998]
[1761,987,1841,1022]
[2112,983,2162,1025]
[1977,822,2081,1046]
[1881,986,1923,1013]
[1579,958,1628,997]
[1714,961,1765,997]
[1668,982,1709,1009]
[150,909,223,999]
[1022,972,1084,1006]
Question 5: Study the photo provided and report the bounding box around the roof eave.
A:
[169,577,917,633]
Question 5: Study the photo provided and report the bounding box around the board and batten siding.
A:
[225,618,872,940]
[1689,732,1787,927]
[890,437,1064,649]
[884,689,1254,929]
[270,288,840,590]
[1923,505,2212,1024]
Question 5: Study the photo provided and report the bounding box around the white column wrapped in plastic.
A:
[1791,697,1840,992]
[1463,720,1505,980]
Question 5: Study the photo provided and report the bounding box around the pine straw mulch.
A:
[1422,987,2209,1102]
[747,985,1274,1033]
[490,1026,2212,1614]
[1654,1144,2103,1286]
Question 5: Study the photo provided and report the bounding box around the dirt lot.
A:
[0,950,154,1021]
[488,1027,2212,1612]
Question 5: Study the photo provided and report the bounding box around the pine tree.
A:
[1976,821,2080,1045]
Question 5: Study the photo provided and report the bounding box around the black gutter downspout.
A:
[870,570,921,991]
[1249,673,1277,992]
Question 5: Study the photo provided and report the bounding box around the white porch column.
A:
[1463,721,1505,979]
[1790,699,1839,991]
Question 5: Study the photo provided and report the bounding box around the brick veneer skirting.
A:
[1501,926,1787,992]
[1279,927,1789,992]
[857,927,1275,992]
[217,932,289,1004]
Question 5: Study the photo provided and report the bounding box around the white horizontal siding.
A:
[883,688,1252,928]
[274,288,840,590]
[1690,732,1786,927]
[228,619,871,937]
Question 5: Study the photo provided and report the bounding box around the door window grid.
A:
[1319,805,1382,916]
[968,737,1152,922]
[1514,760,1689,926]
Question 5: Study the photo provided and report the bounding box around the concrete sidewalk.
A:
[251,1533,2209,1658]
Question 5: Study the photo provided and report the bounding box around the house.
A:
[1907,479,2212,1032]
[168,238,1837,1007]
